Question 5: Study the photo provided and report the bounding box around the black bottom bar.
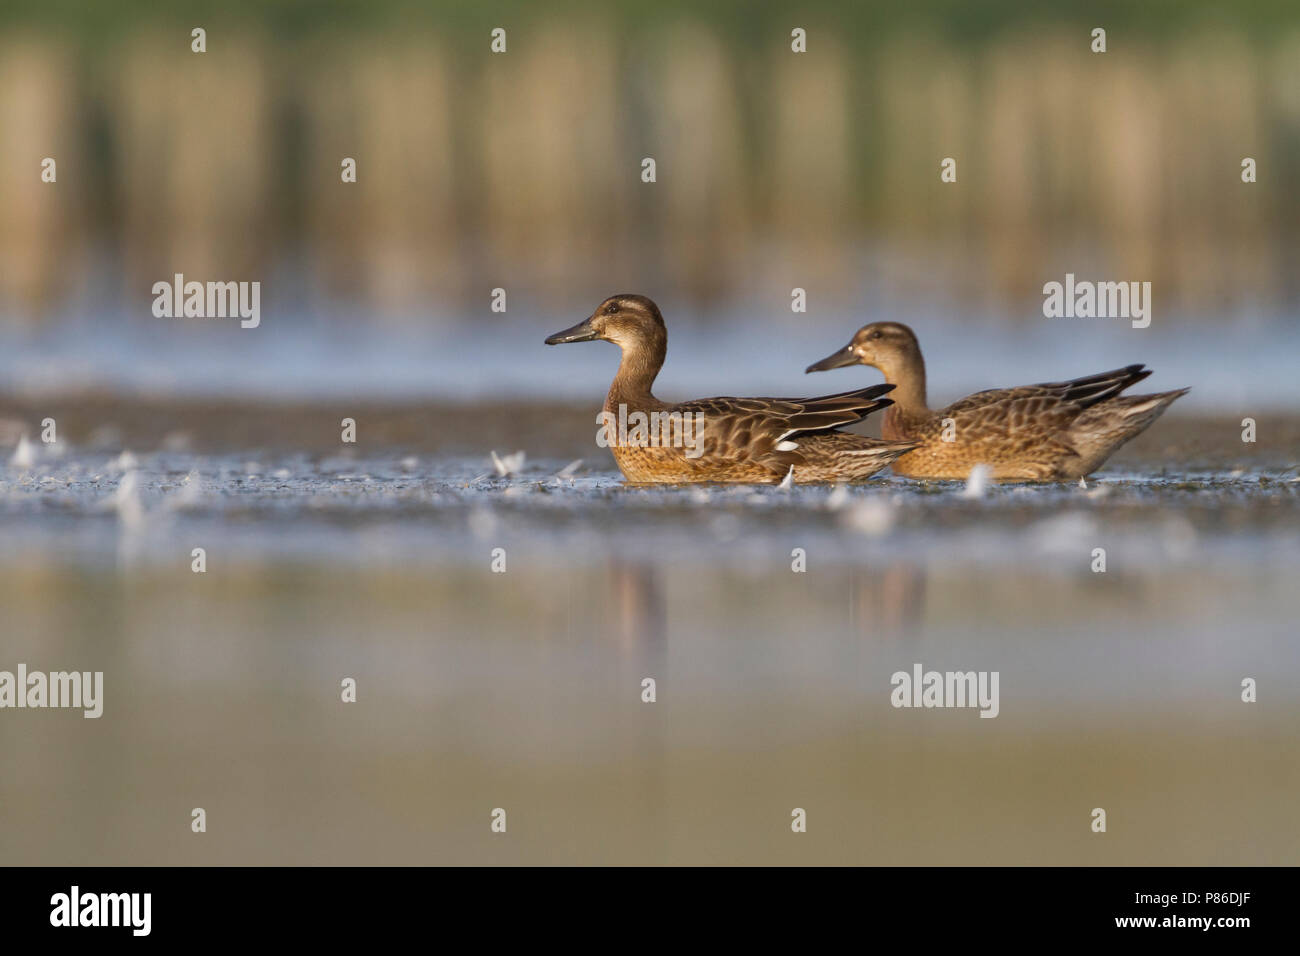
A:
[0,866,1286,941]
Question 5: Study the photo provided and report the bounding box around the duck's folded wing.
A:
[673,385,896,475]
[937,366,1153,458]
[950,365,1151,417]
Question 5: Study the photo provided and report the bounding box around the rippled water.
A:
[2,450,1297,864]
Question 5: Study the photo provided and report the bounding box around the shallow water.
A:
[1,450,1297,864]
[3,450,1299,568]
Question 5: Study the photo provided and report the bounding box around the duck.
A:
[805,321,1189,481]
[545,295,918,483]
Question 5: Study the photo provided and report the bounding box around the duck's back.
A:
[886,365,1174,480]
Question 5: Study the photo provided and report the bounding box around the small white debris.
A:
[9,435,35,469]
[960,463,991,499]
[110,450,139,473]
[826,482,850,511]
[843,497,894,537]
[555,459,583,479]
[109,470,146,529]
[1078,477,1088,490]
[778,466,795,490]
[167,470,204,510]
[400,456,419,471]
[491,449,526,477]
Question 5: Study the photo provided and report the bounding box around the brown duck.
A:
[545,295,918,483]
[806,321,1189,481]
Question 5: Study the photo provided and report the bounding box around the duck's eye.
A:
[604,303,619,315]
[869,330,883,340]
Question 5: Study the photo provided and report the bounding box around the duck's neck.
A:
[882,348,928,411]
[879,351,929,435]
[606,337,666,411]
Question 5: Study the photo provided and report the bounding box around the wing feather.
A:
[671,384,896,475]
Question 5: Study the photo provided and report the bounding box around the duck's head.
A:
[545,294,666,351]
[806,321,920,376]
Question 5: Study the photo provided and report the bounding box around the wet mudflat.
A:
[0,406,1297,864]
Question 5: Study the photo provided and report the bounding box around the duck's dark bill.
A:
[545,318,599,344]
[805,344,858,372]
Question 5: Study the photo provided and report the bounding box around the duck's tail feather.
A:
[1067,387,1189,472]
[1060,364,1153,408]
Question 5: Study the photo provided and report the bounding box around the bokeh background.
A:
[1,0,1298,406]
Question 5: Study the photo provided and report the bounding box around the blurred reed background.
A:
[2,0,1298,327]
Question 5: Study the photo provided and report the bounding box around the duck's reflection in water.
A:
[851,562,927,641]
[607,560,668,858]
[610,560,666,659]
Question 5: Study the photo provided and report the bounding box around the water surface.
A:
[2,449,1296,864]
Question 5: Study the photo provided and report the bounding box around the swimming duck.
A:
[806,321,1188,481]
[545,295,918,483]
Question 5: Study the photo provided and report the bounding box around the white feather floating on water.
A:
[9,435,35,470]
[490,450,526,477]
[555,459,583,479]
[960,463,991,499]
[778,466,795,490]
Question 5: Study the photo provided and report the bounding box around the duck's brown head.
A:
[545,294,666,351]
[805,321,921,379]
